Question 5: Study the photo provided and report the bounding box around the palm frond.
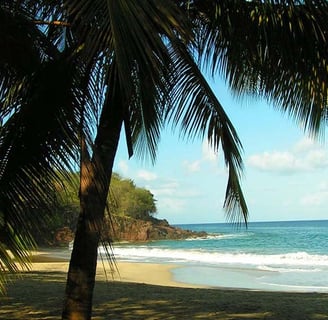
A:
[66,0,191,163]
[167,40,248,223]
[0,53,84,288]
[105,0,192,163]
[127,62,165,164]
[193,0,328,137]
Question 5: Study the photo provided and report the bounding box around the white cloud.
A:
[179,140,221,176]
[294,137,328,169]
[151,180,202,199]
[117,160,129,175]
[157,197,186,213]
[248,151,299,173]
[137,169,157,181]
[293,137,316,153]
[319,181,328,191]
[247,138,328,173]
[300,191,328,206]
[183,160,201,173]
[300,181,328,206]
[151,181,180,196]
[304,149,328,169]
[148,178,203,216]
[202,139,218,162]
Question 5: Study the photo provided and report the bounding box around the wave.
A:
[257,265,322,273]
[259,281,328,292]
[100,245,328,270]
[185,232,252,241]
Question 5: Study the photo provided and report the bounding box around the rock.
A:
[52,216,207,246]
[54,226,75,246]
[106,215,207,242]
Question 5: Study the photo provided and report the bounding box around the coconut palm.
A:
[0,1,327,319]
[60,2,250,318]
[0,1,82,294]
[0,1,246,317]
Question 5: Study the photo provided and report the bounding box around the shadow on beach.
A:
[1,270,328,319]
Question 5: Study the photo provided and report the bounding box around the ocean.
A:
[105,220,328,292]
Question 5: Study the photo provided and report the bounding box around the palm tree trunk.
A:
[62,96,124,319]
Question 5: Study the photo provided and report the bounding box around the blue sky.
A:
[113,77,328,225]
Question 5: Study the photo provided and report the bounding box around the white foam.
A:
[260,281,328,292]
[257,265,321,273]
[186,233,251,241]
[100,246,328,270]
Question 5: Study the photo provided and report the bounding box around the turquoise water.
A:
[107,220,328,292]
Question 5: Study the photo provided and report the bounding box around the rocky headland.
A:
[54,216,207,246]
[108,215,207,242]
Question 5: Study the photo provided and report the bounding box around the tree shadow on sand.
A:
[1,270,328,319]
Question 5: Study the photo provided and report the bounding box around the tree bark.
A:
[62,90,124,319]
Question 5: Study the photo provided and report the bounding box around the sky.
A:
[113,77,328,225]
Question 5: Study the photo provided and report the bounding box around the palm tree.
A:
[0,0,82,294]
[61,2,249,318]
[1,1,327,319]
[0,1,246,317]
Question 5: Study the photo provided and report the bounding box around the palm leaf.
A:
[193,0,328,136]
[0,52,85,289]
[167,40,248,223]
[65,0,193,163]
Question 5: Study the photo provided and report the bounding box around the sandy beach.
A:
[28,249,197,288]
[1,249,328,319]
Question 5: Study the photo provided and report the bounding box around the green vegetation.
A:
[109,173,157,220]
[33,173,157,245]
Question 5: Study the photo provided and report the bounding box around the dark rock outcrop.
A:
[107,216,207,242]
[53,216,207,246]
[54,226,75,246]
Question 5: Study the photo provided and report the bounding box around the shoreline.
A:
[30,249,207,289]
[30,248,328,293]
[2,251,328,320]
[2,249,328,319]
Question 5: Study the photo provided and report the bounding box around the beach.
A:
[1,250,328,319]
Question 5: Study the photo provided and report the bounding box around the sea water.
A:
[102,220,328,292]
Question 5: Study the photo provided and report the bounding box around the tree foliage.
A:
[109,173,157,220]
[32,172,80,245]
[32,172,157,245]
